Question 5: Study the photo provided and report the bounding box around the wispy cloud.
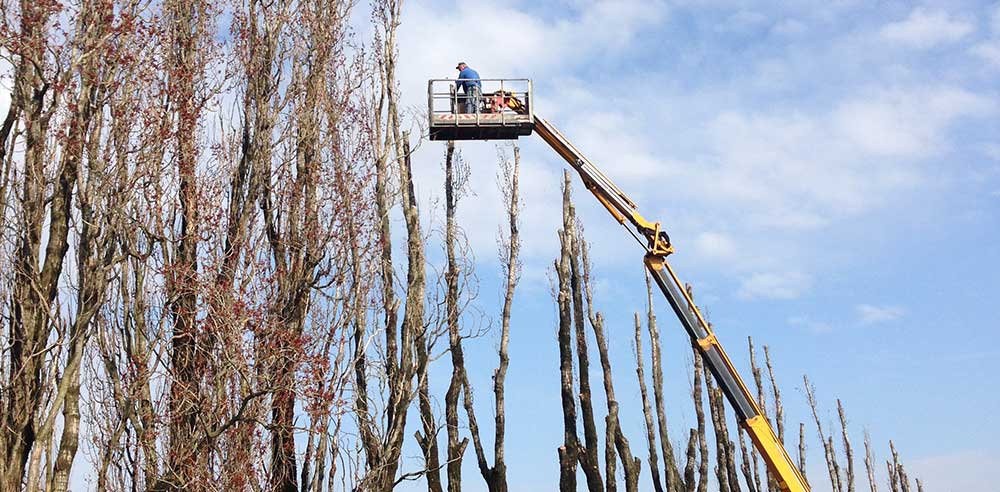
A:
[397,0,1000,307]
[880,8,974,49]
[856,304,905,325]
[771,18,806,37]
[739,271,811,300]
[716,10,768,33]
[993,3,1000,35]
[833,86,995,158]
[693,231,738,263]
[788,315,832,334]
[910,449,1000,491]
[971,40,1000,68]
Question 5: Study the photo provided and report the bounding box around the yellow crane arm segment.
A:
[533,116,810,492]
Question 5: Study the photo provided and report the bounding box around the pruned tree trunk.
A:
[747,338,776,492]
[863,430,877,492]
[838,400,856,492]
[489,144,521,492]
[567,201,604,492]
[444,140,469,492]
[416,336,444,492]
[799,423,808,483]
[690,330,710,492]
[581,240,640,492]
[683,430,697,492]
[738,429,757,492]
[805,376,844,492]
[556,171,579,492]
[635,311,665,492]
[763,347,785,444]
[646,275,683,492]
[687,285,737,492]
[705,381,732,492]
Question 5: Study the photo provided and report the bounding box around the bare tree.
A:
[805,375,844,492]
[568,201,604,492]
[0,0,146,488]
[460,144,523,492]
[635,312,665,492]
[837,400,856,492]
[443,139,471,492]
[798,423,808,483]
[863,430,877,492]
[763,347,785,444]
[581,238,641,492]
[645,274,683,492]
[555,171,580,492]
[689,315,710,492]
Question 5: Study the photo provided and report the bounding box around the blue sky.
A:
[392,1,1000,490]
[3,0,994,489]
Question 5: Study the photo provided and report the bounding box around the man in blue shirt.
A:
[455,62,481,114]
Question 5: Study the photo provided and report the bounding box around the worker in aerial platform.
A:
[455,62,481,114]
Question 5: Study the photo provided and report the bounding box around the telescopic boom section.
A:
[533,117,810,492]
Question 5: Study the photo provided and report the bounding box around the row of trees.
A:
[0,0,921,490]
[549,175,925,492]
[0,0,428,489]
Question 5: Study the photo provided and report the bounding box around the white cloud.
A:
[693,231,737,262]
[909,449,1000,491]
[788,315,832,334]
[395,0,999,306]
[993,3,1000,35]
[398,0,667,86]
[971,40,1000,68]
[683,85,994,231]
[394,1,668,268]
[738,271,811,299]
[880,8,974,49]
[856,304,905,324]
[984,143,1000,160]
[771,18,807,36]
[833,86,995,158]
[717,10,768,33]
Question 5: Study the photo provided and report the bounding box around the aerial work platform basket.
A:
[428,78,534,141]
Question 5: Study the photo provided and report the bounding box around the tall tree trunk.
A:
[580,239,640,492]
[634,312,665,492]
[567,202,603,492]
[685,285,709,492]
[691,347,709,492]
[863,430,877,492]
[383,132,425,490]
[763,347,785,444]
[837,400,855,492]
[490,144,521,492]
[462,144,521,492]
[163,0,211,487]
[748,339,776,492]
[645,275,682,492]
[2,0,57,486]
[444,140,468,492]
[556,171,579,492]
[798,423,808,483]
[805,376,844,492]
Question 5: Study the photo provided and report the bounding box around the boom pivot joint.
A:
[641,222,673,257]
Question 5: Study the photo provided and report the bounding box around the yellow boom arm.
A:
[534,117,810,492]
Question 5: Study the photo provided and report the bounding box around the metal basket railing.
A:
[427,78,534,127]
